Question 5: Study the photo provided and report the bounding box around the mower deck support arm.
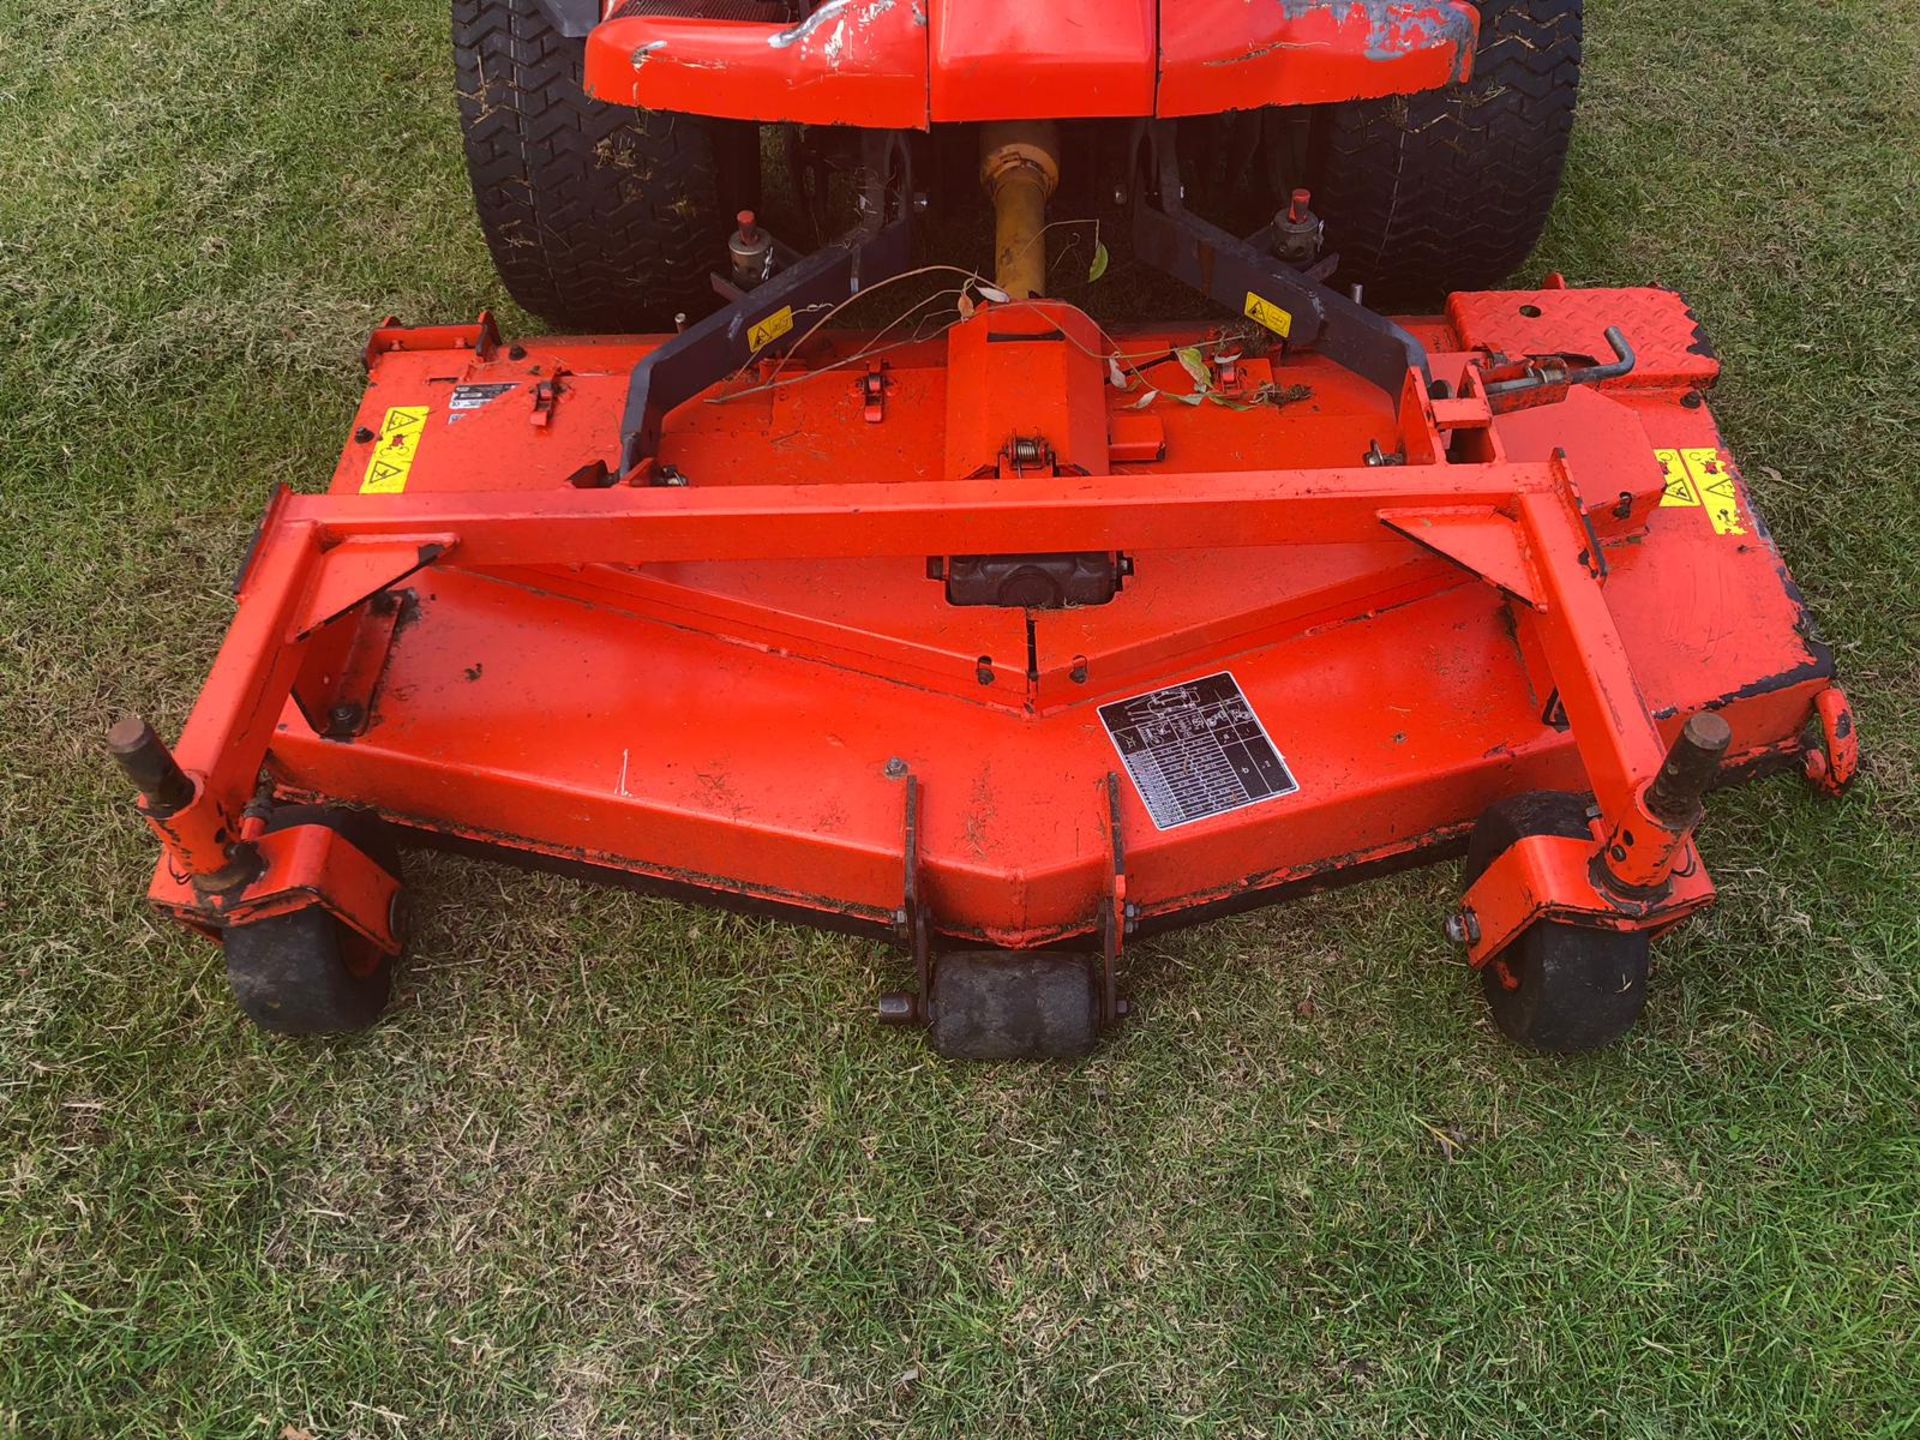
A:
[621,130,917,472]
[128,509,448,917]
[1443,485,1729,963]
[1509,487,1713,888]
[125,516,328,888]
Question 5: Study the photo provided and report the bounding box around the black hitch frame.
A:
[620,132,918,471]
[1129,120,1431,408]
[617,121,1434,471]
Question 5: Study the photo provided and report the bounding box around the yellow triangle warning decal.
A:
[360,406,429,494]
[1683,447,1746,536]
[1243,292,1294,338]
[748,306,794,354]
[1656,448,1701,508]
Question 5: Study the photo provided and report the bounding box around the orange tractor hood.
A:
[584,0,1478,129]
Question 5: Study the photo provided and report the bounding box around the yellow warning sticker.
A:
[360,406,429,494]
[1655,446,1744,535]
[747,306,795,353]
[1243,292,1294,339]
[1683,446,1745,536]
[1656,448,1701,508]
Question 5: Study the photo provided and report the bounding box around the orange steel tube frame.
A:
[141,448,1719,961]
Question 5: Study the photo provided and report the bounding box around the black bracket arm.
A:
[1130,121,1431,410]
[618,220,914,471]
[619,130,917,472]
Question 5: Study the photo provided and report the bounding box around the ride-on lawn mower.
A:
[115,0,1857,1057]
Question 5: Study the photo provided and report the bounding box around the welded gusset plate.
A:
[149,823,402,956]
[1460,833,1717,967]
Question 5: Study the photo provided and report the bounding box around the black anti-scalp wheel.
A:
[1464,791,1650,1054]
[928,951,1102,1061]
[223,806,405,1037]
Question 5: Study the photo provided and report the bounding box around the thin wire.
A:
[709,288,970,402]
[735,263,994,392]
[1002,216,1101,283]
[987,297,1240,390]
[714,327,963,402]
[708,270,1245,406]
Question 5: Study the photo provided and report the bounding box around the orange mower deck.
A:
[118,280,1855,1049]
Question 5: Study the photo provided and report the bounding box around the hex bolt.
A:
[885,757,909,779]
[1646,712,1733,825]
[1444,910,1481,946]
[327,702,366,737]
[108,716,196,815]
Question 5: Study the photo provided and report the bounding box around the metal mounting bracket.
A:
[1096,772,1132,1027]
[877,772,933,1027]
[1130,120,1431,409]
[620,130,917,471]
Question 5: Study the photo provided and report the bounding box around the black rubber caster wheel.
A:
[223,806,404,1036]
[929,951,1101,1061]
[1464,791,1650,1054]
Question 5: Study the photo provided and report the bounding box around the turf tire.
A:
[1314,0,1583,301]
[454,0,759,330]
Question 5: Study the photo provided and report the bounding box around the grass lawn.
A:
[3,0,1917,1434]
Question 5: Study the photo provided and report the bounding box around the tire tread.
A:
[1315,0,1583,300]
[453,0,730,330]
